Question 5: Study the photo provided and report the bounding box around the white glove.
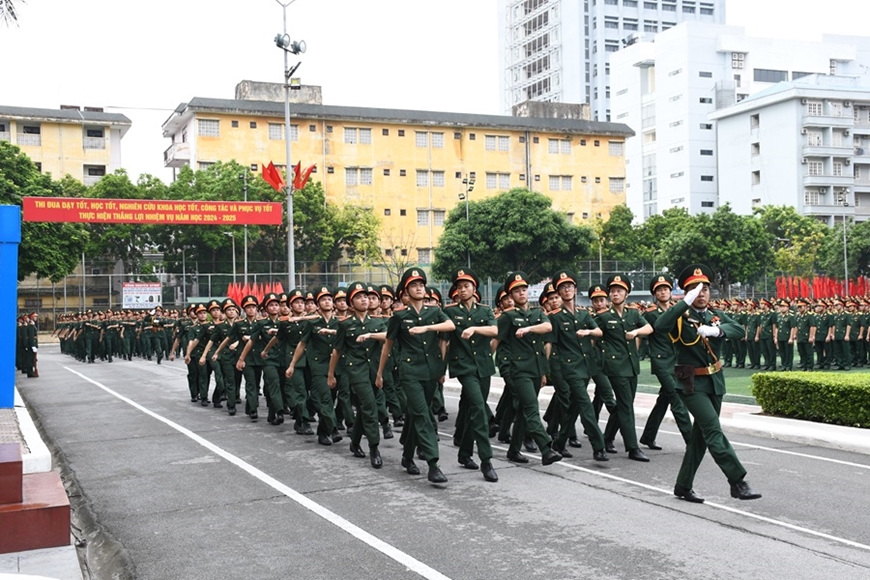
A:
[32,347,38,353]
[697,325,721,338]
[683,283,703,306]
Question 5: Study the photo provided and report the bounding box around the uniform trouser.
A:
[431,382,447,415]
[400,377,439,464]
[797,341,814,370]
[833,339,851,368]
[350,380,380,450]
[85,334,96,361]
[287,366,311,421]
[208,356,224,403]
[382,372,403,419]
[676,390,747,489]
[642,371,693,444]
[777,340,794,370]
[747,339,761,367]
[188,358,209,401]
[850,339,862,365]
[308,366,337,436]
[814,340,831,368]
[104,335,117,360]
[456,375,493,462]
[334,373,355,428]
[150,333,165,361]
[373,376,390,426]
[760,338,776,369]
[262,365,284,413]
[603,375,640,451]
[242,365,263,414]
[734,339,747,367]
[722,339,733,364]
[557,369,605,452]
[220,358,240,410]
[123,335,133,359]
[494,371,516,437]
[507,375,552,456]
[591,372,617,421]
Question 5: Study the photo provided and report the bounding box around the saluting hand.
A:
[683,283,703,306]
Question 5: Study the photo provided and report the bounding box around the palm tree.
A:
[0,0,22,26]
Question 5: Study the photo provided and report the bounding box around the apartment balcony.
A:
[802,144,852,157]
[163,142,190,168]
[852,119,870,133]
[803,174,854,188]
[16,134,41,147]
[854,146,870,158]
[83,175,103,186]
[0,131,10,142]
[854,178,870,191]
[802,114,853,129]
[804,203,855,218]
[83,136,106,150]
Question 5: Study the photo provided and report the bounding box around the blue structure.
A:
[0,206,21,409]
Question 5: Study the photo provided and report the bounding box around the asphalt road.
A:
[18,345,870,580]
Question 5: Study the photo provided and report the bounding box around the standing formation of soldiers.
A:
[16,312,39,378]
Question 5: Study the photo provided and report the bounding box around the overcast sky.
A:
[1,0,868,183]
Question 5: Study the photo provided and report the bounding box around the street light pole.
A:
[843,199,849,295]
[460,174,475,268]
[240,171,249,285]
[224,232,236,285]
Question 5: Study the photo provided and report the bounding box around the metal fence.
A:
[18,258,784,331]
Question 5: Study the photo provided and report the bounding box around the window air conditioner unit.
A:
[844,130,850,136]
[801,98,808,105]
[801,128,808,135]
[844,159,851,166]
[844,101,852,107]
[801,158,808,164]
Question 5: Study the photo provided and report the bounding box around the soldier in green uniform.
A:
[546,270,609,462]
[331,287,356,432]
[493,285,518,444]
[794,298,817,371]
[596,274,654,462]
[442,268,499,482]
[332,282,387,469]
[238,293,285,424]
[492,271,562,466]
[773,299,796,371]
[846,300,864,367]
[744,301,761,369]
[207,299,242,414]
[655,264,761,503]
[172,304,210,404]
[377,269,456,482]
[219,295,261,420]
[587,285,618,430]
[366,285,394,441]
[378,284,404,427]
[755,299,776,371]
[286,286,342,446]
[814,301,833,369]
[198,300,226,407]
[732,301,748,368]
[829,299,852,370]
[639,275,693,449]
[83,310,101,363]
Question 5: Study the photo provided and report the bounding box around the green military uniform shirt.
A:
[444,302,497,379]
[496,306,550,380]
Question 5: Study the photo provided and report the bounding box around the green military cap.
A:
[552,269,577,290]
[539,281,557,307]
[261,292,280,307]
[221,298,239,311]
[367,284,381,298]
[334,286,348,300]
[650,274,673,294]
[505,271,529,292]
[379,285,395,299]
[287,289,305,303]
[588,284,607,299]
[677,264,713,289]
[399,267,427,291]
[186,304,197,314]
[194,303,208,314]
[240,295,259,309]
[305,291,315,302]
[607,273,631,293]
[495,285,507,304]
[314,286,333,302]
[452,268,480,289]
[278,292,288,304]
[206,299,222,311]
[347,281,367,301]
[428,286,443,305]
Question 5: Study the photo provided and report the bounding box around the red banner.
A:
[22,197,283,225]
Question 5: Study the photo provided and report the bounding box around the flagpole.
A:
[279,0,298,291]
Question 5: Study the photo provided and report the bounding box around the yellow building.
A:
[0,104,131,184]
[162,84,632,263]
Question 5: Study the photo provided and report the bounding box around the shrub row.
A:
[752,372,870,428]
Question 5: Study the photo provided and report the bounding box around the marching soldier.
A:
[829,299,852,370]
[794,298,816,371]
[755,299,776,371]
[237,293,285,425]
[814,301,833,369]
[655,264,761,503]
[774,300,796,371]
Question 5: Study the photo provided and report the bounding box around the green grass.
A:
[635,363,870,405]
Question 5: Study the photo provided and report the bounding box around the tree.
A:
[753,205,827,278]
[818,218,870,279]
[432,188,596,284]
[0,141,89,282]
[636,207,693,266]
[598,204,639,262]
[660,204,770,293]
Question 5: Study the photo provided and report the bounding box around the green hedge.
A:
[752,372,870,428]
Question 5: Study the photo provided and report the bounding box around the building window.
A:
[699,97,712,104]
[662,1,676,11]
[806,101,823,116]
[269,123,283,140]
[750,114,759,129]
[753,68,788,83]
[359,128,372,144]
[360,167,373,185]
[248,121,256,129]
[644,21,658,33]
[485,135,496,151]
[609,177,625,193]
[198,162,214,170]
[609,142,624,156]
[806,131,823,147]
[833,162,843,177]
[417,210,429,226]
[382,128,389,136]
[197,119,219,137]
[548,138,571,154]
[432,132,444,148]
[700,149,713,156]
[808,161,823,176]
[701,201,715,208]
[399,169,406,177]
[433,210,446,226]
[432,170,445,187]
[346,168,358,186]
[671,172,684,179]
[699,71,713,78]
[752,170,761,185]
[548,175,573,190]
[384,208,391,216]
[683,3,695,13]
[644,1,657,8]
[417,248,432,263]
[345,127,357,144]
[804,190,820,206]
[700,123,713,130]
[416,131,428,147]
[701,175,714,182]
[398,129,405,137]
[416,170,429,187]
[384,168,391,176]
[487,172,511,189]
[400,209,407,216]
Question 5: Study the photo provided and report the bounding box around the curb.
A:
[14,388,52,474]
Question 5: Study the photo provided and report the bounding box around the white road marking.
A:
[64,366,452,580]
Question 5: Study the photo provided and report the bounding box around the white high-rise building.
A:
[712,75,870,226]
[610,22,870,220]
[497,0,724,121]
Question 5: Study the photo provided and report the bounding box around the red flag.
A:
[290,161,302,190]
[262,162,286,192]
[274,282,285,295]
[294,163,316,190]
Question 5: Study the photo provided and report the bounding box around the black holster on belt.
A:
[674,364,695,394]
